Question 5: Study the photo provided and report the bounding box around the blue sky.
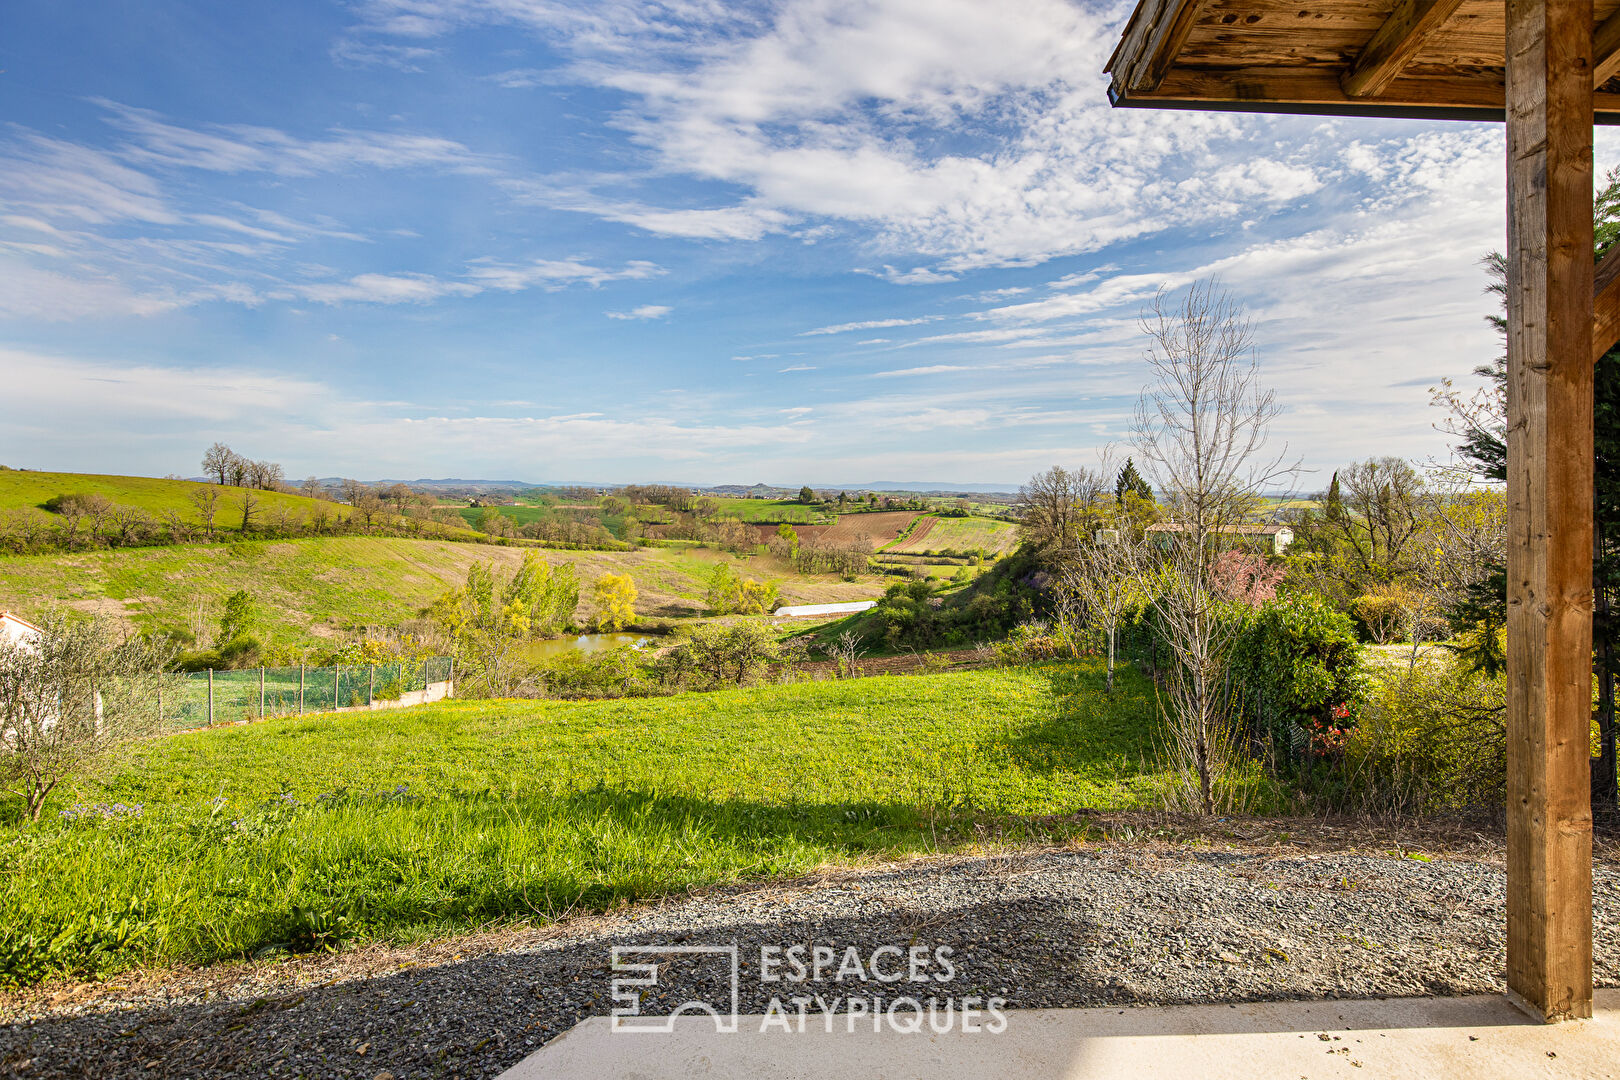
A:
[2,0,1606,486]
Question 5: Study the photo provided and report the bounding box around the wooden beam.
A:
[1107,0,1211,94]
[1504,0,1595,1025]
[1111,67,1620,124]
[1594,245,1620,362]
[1342,0,1468,98]
[1597,9,1620,87]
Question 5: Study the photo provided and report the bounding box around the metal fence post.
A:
[298,664,305,715]
[259,666,265,719]
[334,666,341,710]
[368,665,374,706]
[448,657,455,699]
[207,668,214,726]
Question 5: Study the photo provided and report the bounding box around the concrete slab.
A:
[499,991,1620,1079]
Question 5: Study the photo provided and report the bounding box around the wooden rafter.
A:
[1342,0,1469,98]
[1595,245,1620,362]
[1105,0,1211,94]
[1598,9,1620,86]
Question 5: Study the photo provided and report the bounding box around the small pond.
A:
[523,633,656,661]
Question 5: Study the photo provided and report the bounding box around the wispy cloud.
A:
[799,316,943,336]
[605,304,671,320]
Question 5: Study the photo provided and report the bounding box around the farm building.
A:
[0,611,42,651]
[1143,522,1293,555]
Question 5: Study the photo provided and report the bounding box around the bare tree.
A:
[0,612,178,820]
[299,475,322,499]
[825,629,866,679]
[1131,280,1297,814]
[160,506,195,544]
[236,489,259,533]
[1061,518,1152,693]
[202,442,234,485]
[1015,465,1109,556]
[107,504,151,547]
[188,485,221,540]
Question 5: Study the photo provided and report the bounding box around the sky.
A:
[3,0,1611,488]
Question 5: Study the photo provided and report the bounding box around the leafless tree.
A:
[1015,465,1109,556]
[825,629,866,678]
[1131,280,1297,814]
[0,612,179,820]
[202,442,235,485]
[299,475,322,498]
[1061,518,1153,692]
[160,507,195,544]
[188,485,221,541]
[236,489,259,533]
[107,504,152,547]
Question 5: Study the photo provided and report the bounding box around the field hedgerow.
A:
[0,660,1163,987]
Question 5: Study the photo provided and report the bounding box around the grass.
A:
[0,537,886,647]
[0,660,1161,985]
[0,470,348,533]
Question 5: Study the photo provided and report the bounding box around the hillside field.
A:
[0,470,351,533]
[0,536,884,645]
[886,514,1019,556]
[0,659,1164,985]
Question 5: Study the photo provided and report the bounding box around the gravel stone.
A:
[3,843,1617,1078]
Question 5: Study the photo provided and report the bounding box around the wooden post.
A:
[207,668,214,726]
[1504,0,1595,1022]
[448,657,455,699]
[334,666,340,710]
[259,666,265,719]
[298,663,305,716]
[368,664,374,707]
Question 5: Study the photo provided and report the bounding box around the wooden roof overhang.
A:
[1106,0,1620,124]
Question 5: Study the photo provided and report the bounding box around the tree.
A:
[218,589,257,643]
[798,485,816,505]
[706,562,741,615]
[188,485,221,540]
[428,554,578,696]
[776,522,799,552]
[236,489,259,533]
[299,476,322,499]
[202,443,235,485]
[669,622,787,686]
[1015,465,1107,556]
[0,612,176,820]
[1131,280,1296,814]
[1115,458,1153,505]
[1320,457,1428,587]
[1061,520,1150,692]
[593,573,637,632]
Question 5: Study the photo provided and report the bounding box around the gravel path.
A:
[3,843,1618,1079]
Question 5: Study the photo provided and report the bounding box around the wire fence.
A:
[160,657,454,734]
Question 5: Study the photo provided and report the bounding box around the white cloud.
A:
[291,273,481,305]
[799,315,943,336]
[859,265,958,285]
[465,258,664,291]
[872,364,973,377]
[605,304,671,320]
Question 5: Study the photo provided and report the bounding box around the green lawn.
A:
[887,515,1019,555]
[0,660,1161,985]
[0,470,349,532]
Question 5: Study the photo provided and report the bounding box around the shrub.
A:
[1229,593,1366,762]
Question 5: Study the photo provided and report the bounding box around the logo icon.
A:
[610,944,741,1033]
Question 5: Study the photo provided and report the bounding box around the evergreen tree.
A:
[1114,458,1153,505]
[1324,470,1343,521]
[797,485,815,504]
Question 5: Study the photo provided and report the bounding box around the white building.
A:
[0,611,42,652]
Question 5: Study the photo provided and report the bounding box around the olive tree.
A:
[0,613,177,821]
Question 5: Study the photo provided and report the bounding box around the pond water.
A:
[523,633,655,661]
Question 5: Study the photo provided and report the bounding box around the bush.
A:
[1229,593,1366,762]
[1345,654,1507,813]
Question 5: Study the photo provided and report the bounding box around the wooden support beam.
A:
[1597,9,1620,87]
[1106,0,1211,93]
[1594,245,1620,362]
[1342,0,1468,98]
[1504,0,1596,1025]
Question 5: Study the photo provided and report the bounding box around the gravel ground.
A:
[3,840,1618,1079]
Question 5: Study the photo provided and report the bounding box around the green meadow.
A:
[0,660,1164,986]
